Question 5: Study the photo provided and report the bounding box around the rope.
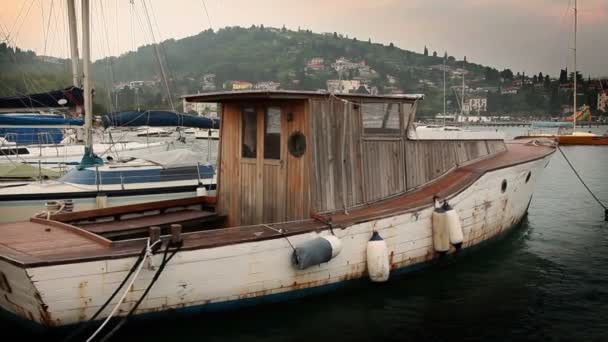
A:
[85,238,161,342]
[61,243,149,342]
[98,240,182,342]
[558,146,607,220]
[263,224,296,252]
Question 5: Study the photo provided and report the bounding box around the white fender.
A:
[432,206,450,253]
[367,232,390,282]
[446,208,464,246]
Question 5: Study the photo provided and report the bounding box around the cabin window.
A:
[361,102,400,134]
[264,107,281,159]
[242,107,257,158]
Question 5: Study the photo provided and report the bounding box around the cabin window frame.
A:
[359,100,404,137]
[240,106,258,160]
[263,106,282,160]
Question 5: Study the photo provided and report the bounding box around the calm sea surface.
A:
[3,126,608,341]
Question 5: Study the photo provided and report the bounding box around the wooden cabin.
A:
[183,91,506,227]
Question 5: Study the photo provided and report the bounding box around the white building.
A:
[254,81,281,91]
[331,57,366,73]
[202,74,216,91]
[306,58,325,71]
[326,80,361,94]
[183,99,217,117]
[462,97,487,114]
[598,90,608,112]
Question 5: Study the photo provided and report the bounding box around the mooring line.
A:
[558,146,607,221]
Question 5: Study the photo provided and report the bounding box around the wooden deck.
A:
[0,140,555,267]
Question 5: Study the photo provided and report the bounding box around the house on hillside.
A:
[462,97,487,114]
[598,90,608,112]
[306,58,325,71]
[254,81,281,91]
[326,79,361,94]
[202,74,216,91]
[331,57,366,73]
[182,99,217,116]
[230,81,254,91]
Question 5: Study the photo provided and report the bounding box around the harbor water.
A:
[3,127,607,341]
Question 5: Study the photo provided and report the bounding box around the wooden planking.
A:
[309,99,364,212]
[404,140,500,190]
[239,162,257,226]
[285,100,311,220]
[217,103,241,226]
[219,100,310,225]
[362,140,404,202]
[262,164,282,223]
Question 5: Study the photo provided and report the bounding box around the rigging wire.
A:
[200,0,213,30]
[557,145,607,220]
[42,0,55,56]
[140,0,175,112]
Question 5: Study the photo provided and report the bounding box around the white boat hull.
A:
[0,155,550,326]
[0,141,175,172]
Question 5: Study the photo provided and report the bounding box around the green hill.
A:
[2,27,602,117]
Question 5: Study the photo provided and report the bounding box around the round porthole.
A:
[288,131,306,158]
[501,179,508,193]
[525,171,531,183]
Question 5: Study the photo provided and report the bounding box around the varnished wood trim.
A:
[30,217,113,247]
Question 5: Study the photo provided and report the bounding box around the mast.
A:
[81,0,92,152]
[573,0,577,131]
[443,54,446,126]
[66,0,80,87]
[461,67,465,122]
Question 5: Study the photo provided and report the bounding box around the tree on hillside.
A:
[532,75,538,84]
[464,56,467,63]
[433,51,437,57]
[544,74,551,89]
[424,46,428,56]
[500,69,514,81]
[484,67,500,83]
[538,72,544,83]
[559,68,568,83]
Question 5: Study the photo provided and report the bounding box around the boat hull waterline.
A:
[0,154,551,327]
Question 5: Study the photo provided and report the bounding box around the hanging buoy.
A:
[292,235,342,270]
[367,231,390,282]
[432,204,450,253]
[443,202,464,248]
[196,186,208,197]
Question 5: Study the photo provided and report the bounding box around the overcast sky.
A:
[1,0,606,77]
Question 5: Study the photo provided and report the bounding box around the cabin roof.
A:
[181,90,424,103]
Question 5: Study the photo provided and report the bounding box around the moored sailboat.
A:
[514,0,608,146]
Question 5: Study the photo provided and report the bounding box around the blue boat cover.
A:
[0,87,83,109]
[0,114,83,126]
[101,110,219,129]
[0,128,63,144]
[0,114,82,144]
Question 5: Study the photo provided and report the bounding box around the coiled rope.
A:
[558,146,607,221]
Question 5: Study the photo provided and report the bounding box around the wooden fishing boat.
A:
[0,90,555,330]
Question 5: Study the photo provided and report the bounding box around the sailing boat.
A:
[515,0,608,145]
[0,0,217,223]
